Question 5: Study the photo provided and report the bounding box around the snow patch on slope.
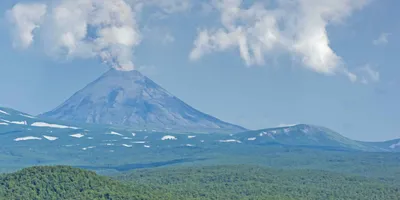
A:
[20,114,35,119]
[162,135,177,140]
[43,135,58,141]
[31,122,79,129]
[82,146,96,150]
[107,131,123,136]
[70,133,85,138]
[389,141,400,149]
[131,141,146,144]
[1,119,27,125]
[0,110,10,115]
[14,136,42,141]
[219,139,241,143]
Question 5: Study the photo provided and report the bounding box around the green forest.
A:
[1,165,399,200]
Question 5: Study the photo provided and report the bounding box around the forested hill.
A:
[1,165,399,200]
[0,166,162,200]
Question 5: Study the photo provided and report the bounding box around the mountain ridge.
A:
[1,106,400,174]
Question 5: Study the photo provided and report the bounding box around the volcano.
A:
[40,69,246,133]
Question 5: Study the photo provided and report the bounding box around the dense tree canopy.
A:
[1,165,399,200]
[0,166,163,200]
[116,165,400,200]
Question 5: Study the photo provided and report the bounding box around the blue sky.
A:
[0,0,398,141]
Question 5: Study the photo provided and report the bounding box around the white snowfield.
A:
[122,137,132,140]
[108,131,123,136]
[144,145,151,148]
[0,110,10,115]
[31,122,79,129]
[162,135,177,140]
[43,135,58,141]
[0,122,8,125]
[14,136,42,141]
[219,139,242,143]
[1,119,27,125]
[70,133,85,138]
[247,137,257,141]
[122,144,132,148]
[188,135,196,139]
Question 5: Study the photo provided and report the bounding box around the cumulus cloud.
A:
[6,3,47,49]
[373,33,390,46]
[190,0,369,80]
[7,0,190,71]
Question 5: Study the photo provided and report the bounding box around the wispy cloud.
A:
[359,64,380,84]
[162,33,175,44]
[373,33,391,46]
[189,0,369,81]
[6,0,190,71]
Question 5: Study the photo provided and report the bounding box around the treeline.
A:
[0,165,399,200]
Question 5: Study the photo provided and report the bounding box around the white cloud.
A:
[190,0,369,80]
[7,0,190,71]
[373,33,390,46]
[347,72,358,83]
[359,64,380,84]
[6,3,47,49]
